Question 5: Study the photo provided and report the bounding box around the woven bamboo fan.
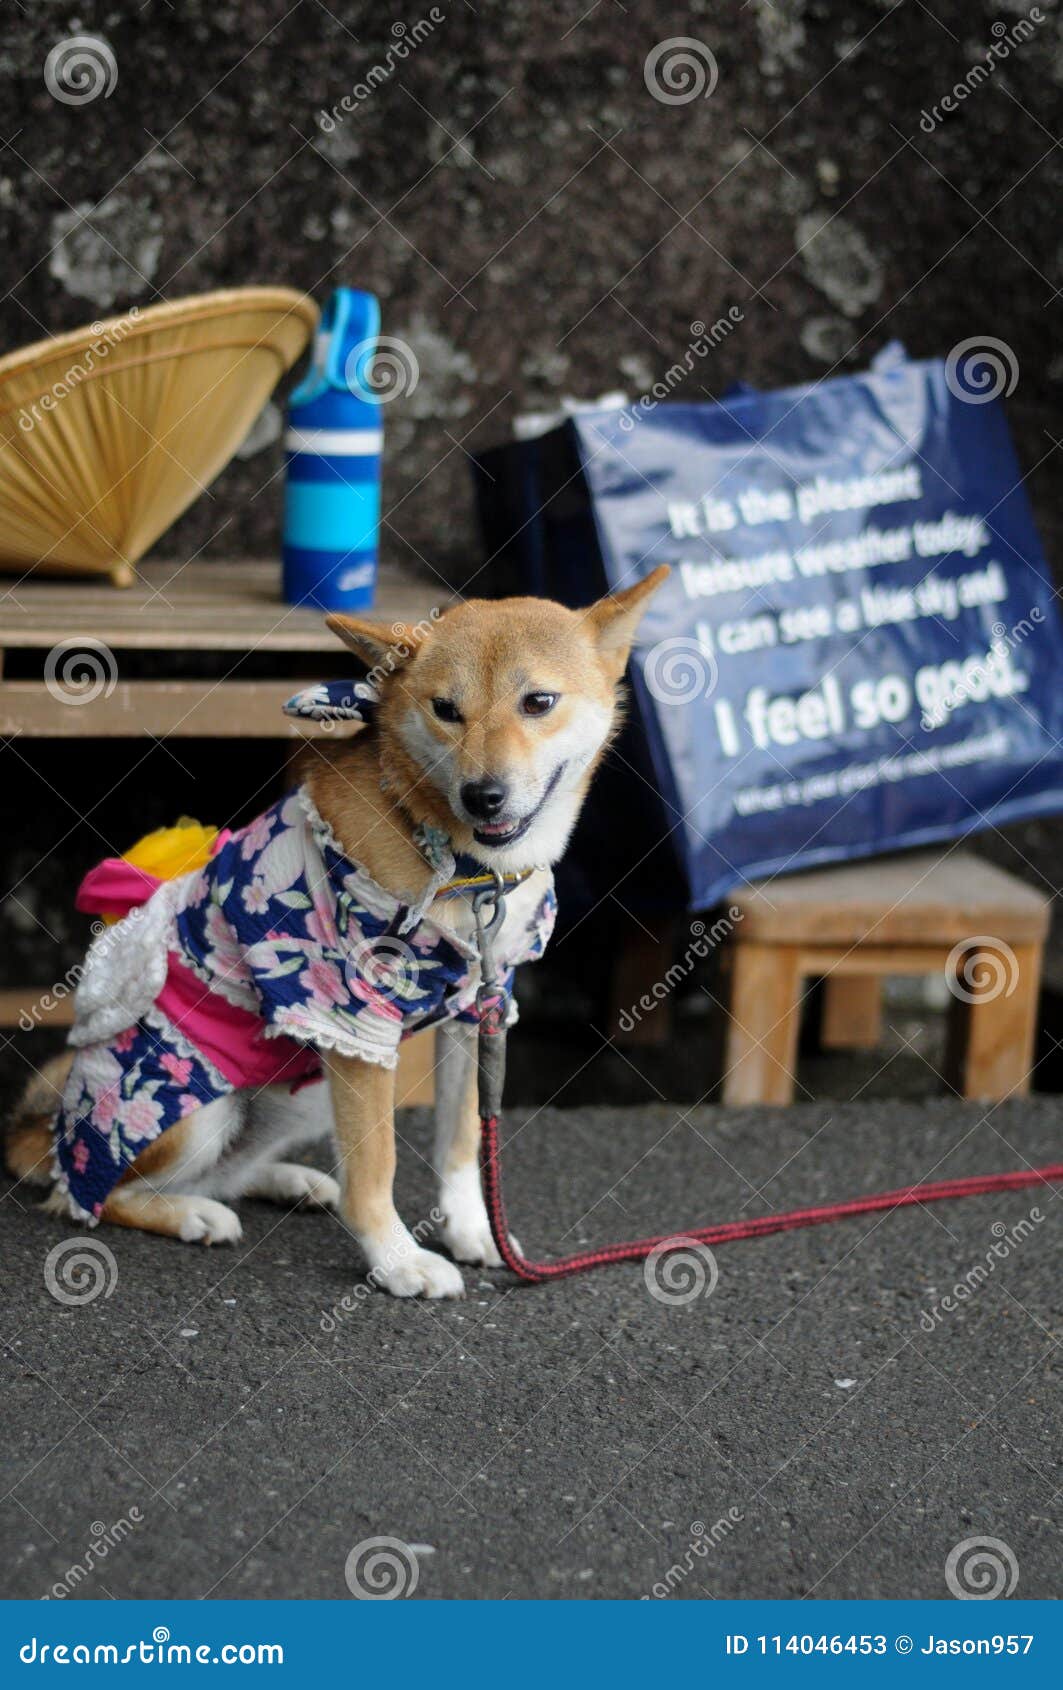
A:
[0,287,318,587]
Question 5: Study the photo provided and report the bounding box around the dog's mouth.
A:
[470,763,566,849]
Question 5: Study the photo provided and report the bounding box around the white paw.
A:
[438,1165,516,1266]
[251,1163,340,1209]
[177,1197,243,1246]
[368,1243,465,1300]
[441,1206,518,1267]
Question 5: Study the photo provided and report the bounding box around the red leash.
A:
[479,1111,1063,1282]
[470,878,1063,1285]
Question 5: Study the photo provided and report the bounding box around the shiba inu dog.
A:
[5,568,668,1297]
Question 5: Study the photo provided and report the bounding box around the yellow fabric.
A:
[121,818,218,880]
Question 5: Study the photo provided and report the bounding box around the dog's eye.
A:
[432,697,463,724]
[521,691,557,717]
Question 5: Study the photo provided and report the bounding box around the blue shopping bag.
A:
[474,345,1063,909]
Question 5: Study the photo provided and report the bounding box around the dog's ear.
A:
[586,565,670,673]
[325,614,427,674]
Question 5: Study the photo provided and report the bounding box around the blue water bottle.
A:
[282,288,383,610]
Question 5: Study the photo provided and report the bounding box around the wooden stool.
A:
[722,851,1050,1105]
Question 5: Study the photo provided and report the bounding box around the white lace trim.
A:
[297,786,348,860]
[171,948,260,1015]
[263,1006,400,1070]
[69,883,179,1048]
[295,786,459,936]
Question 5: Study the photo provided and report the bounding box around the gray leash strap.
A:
[472,872,509,1123]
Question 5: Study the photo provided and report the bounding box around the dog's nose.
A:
[461,777,509,820]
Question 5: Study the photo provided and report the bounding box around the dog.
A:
[5,568,668,1297]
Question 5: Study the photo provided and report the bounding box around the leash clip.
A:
[473,870,508,1022]
[472,871,505,979]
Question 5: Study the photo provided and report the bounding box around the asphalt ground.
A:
[2,1094,1062,1601]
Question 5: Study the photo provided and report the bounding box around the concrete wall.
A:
[2,0,1061,581]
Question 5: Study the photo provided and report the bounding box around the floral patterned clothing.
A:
[54,788,555,1222]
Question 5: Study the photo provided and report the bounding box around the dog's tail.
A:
[4,1051,71,1188]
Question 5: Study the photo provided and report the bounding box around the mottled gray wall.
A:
[2,0,1062,582]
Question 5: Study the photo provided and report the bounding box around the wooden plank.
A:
[0,558,445,651]
[722,942,802,1106]
[4,619,347,653]
[795,944,951,977]
[821,975,882,1050]
[0,988,75,1029]
[945,939,1042,1102]
[0,680,361,737]
[732,852,1050,946]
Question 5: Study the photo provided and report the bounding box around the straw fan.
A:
[0,287,318,586]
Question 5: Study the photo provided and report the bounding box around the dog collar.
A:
[413,824,532,900]
[435,855,535,900]
[411,825,534,901]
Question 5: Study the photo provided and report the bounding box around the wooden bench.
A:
[0,558,444,1105]
[722,851,1051,1105]
[0,558,435,737]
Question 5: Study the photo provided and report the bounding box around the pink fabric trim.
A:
[156,955,321,1091]
[75,839,321,1094]
[76,859,160,920]
[75,830,234,920]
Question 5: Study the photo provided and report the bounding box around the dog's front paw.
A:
[441,1205,519,1268]
[370,1245,465,1300]
[438,1167,518,1267]
[177,1196,243,1246]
